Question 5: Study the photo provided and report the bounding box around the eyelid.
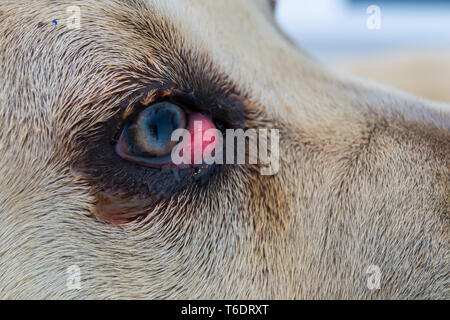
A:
[120,88,193,121]
[119,88,168,122]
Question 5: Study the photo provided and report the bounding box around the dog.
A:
[0,0,448,299]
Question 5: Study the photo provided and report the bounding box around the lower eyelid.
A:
[115,142,174,168]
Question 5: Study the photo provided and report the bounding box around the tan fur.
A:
[0,0,448,299]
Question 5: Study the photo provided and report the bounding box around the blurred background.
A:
[275,0,450,102]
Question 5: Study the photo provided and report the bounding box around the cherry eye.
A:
[116,102,187,166]
[116,101,219,169]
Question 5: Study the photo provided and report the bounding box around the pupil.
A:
[146,107,179,147]
[127,102,187,157]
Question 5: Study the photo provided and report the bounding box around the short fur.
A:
[0,0,448,299]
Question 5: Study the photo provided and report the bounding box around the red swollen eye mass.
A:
[182,112,218,166]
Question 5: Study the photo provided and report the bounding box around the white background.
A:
[275,0,450,60]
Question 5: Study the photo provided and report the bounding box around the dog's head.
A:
[0,0,448,299]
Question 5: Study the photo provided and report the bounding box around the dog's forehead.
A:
[0,0,316,122]
[151,0,317,113]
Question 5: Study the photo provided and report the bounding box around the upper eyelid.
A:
[115,87,195,137]
[101,85,185,142]
[120,91,156,121]
[103,78,247,146]
[119,86,175,122]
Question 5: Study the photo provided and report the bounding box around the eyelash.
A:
[116,89,207,135]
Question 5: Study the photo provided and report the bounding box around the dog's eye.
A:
[116,102,187,167]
